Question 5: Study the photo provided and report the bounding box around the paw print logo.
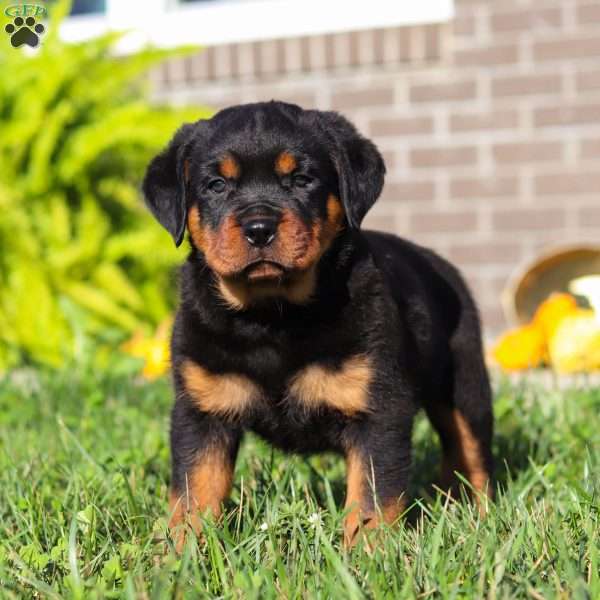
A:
[5,16,45,48]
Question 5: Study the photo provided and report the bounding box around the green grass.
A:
[0,367,598,599]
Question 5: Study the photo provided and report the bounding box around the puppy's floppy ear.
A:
[142,122,198,246]
[308,110,385,229]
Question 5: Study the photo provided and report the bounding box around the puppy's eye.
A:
[208,178,226,193]
[292,175,312,188]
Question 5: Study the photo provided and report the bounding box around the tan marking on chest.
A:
[181,360,260,418]
[288,355,373,416]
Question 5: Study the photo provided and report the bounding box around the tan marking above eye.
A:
[219,155,240,179]
[181,360,261,418]
[275,151,297,176]
[287,354,373,416]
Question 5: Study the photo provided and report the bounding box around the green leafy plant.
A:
[0,0,209,369]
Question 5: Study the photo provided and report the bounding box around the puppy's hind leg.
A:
[426,316,494,511]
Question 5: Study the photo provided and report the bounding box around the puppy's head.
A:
[143,102,385,308]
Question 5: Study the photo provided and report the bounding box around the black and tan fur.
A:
[142,101,494,551]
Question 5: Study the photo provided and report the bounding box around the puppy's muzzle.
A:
[239,206,281,248]
[243,218,278,247]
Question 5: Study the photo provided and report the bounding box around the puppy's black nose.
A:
[243,218,277,247]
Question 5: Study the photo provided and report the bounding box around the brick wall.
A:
[152,0,600,338]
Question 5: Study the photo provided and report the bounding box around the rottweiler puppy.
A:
[143,101,494,550]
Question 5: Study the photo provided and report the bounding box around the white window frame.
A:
[60,0,454,51]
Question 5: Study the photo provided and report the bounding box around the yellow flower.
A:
[141,338,170,379]
[492,324,546,371]
[548,309,600,374]
[492,292,582,372]
[533,293,578,341]
[122,319,172,379]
